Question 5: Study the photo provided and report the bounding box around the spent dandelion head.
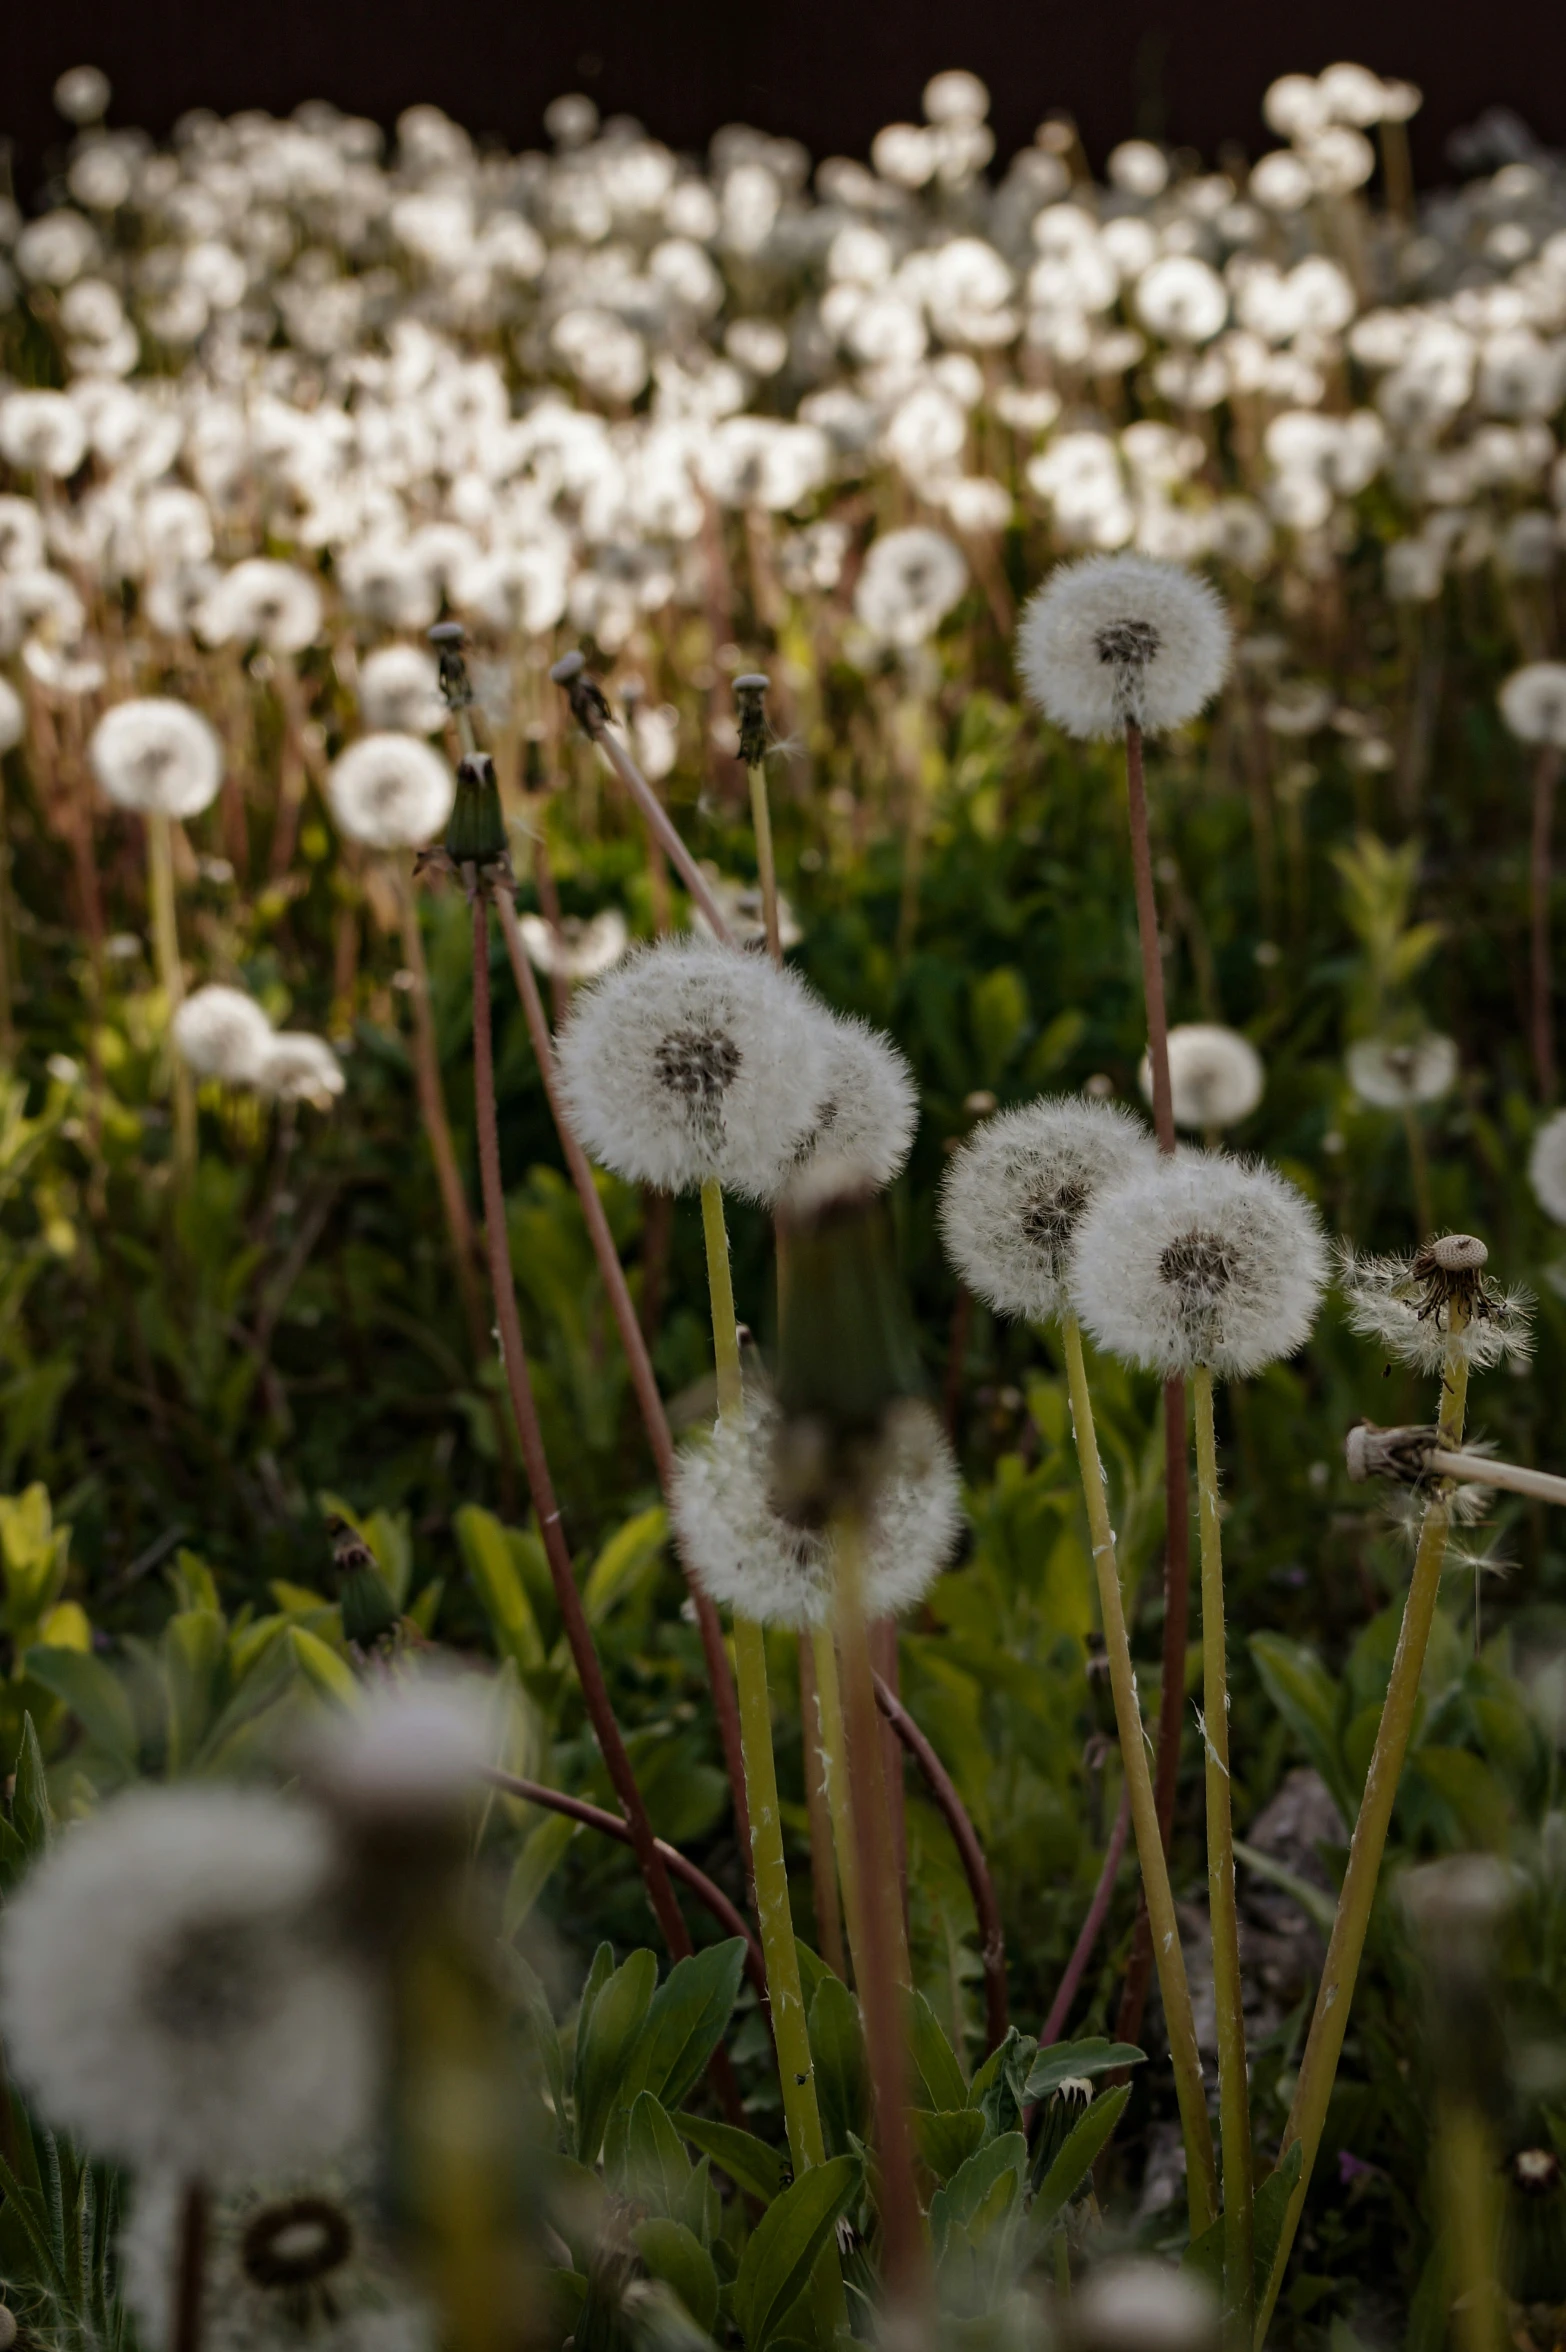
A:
[673,1385,961,1628]
[1142,1023,1265,1132]
[1346,1032,1458,1111]
[1016,553,1232,740]
[327,733,455,851]
[555,935,831,1201]
[0,1785,377,2180]
[517,907,629,982]
[733,671,771,769]
[940,1095,1157,1324]
[89,696,223,818]
[793,1014,918,1191]
[172,984,274,1085]
[1070,1150,1328,1379]
[256,1032,346,1109]
[1334,1233,1534,1374]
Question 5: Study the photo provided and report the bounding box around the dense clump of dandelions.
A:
[0,1784,376,2179]
[794,1014,918,1190]
[124,2167,434,2352]
[88,697,223,817]
[1144,1023,1264,1132]
[555,934,831,1201]
[1016,553,1232,738]
[1070,1151,1328,1378]
[1334,1234,1534,1374]
[172,983,274,1084]
[939,1095,1156,1323]
[673,1387,961,1626]
[327,733,455,851]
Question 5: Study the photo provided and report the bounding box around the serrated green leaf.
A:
[673,2114,787,2205]
[634,2217,719,2335]
[574,1948,657,2163]
[914,2108,986,2181]
[808,1976,868,2159]
[1183,2214,1225,2292]
[627,1939,746,2115]
[733,2154,860,2350]
[1032,2084,1131,2230]
[931,2132,1027,2264]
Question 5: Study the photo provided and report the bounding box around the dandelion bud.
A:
[443,751,507,867]
[1016,552,1231,740]
[427,618,473,713]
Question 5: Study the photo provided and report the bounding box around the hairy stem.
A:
[873,1668,1006,2048]
[1062,1313,1217,2236]
[747,762,782,966]
[809,1620,869,1989]
[1437,2104,1504,2352]
[1040,1780,1130,2048]
[798,1633,848,1977]
[146,811,195,1181]
[470,888,689,1960]
[1258,1307,1472,2340]
[1194,1364,1253,2334]
[397,864,486,1357]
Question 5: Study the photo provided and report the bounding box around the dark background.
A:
[6,0,1566,192]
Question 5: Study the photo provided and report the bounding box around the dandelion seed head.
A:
[1067,2259,1221,2352]
[1346,1032,1459,1110]
[1142,1023,1265,1132]
[518,907,630,982]
[1016,553,1232,739]
[197,559,323,655]
[853,527,969,648]
[673,1389,961,1627]
[326,732,454,850]
[1334,1238,1534,1374]
[793,1014,918,1191]
[0,1786,376,2180]
[0,391,88,479]
[1070,1150,1327,1378]
[172,984,274,1084]
[0,678,23,755]
[940,1095,1157,1323]
[89,697,223,817]
[256,1033,346,1108]
[1500,662,1566,749]
[308,1670,492,1824]
[357,643,445,736]
[1530,1109,1566,1224]
[555,936,830,1201]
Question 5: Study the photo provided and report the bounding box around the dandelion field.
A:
[2,48,1566,2352]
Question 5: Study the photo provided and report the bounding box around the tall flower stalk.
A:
[146,810,196,1181]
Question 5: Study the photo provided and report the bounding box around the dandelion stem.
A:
[557,669,735,943]
[1062,1312,1218,2237]
[697,1176,843,2330]
[833,1506,930,2324]
[1530,743,1559,1102]
[810,1620,869,1988]
[1258,1305,1472,2341]
[1194,1364,1253,2335]
[1437,2105,1505,2352]
[397,863,486,1358]
[146,811,195,1181]
[172,2181,206,2352]
[1039,1779,1131,2048]
[469,887,691,1962]
[747,762,782,967]
[798,1632,848,1978]
[493,896,752,1867]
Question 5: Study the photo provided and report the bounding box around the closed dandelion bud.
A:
[773,1163,928,1515]
[443,751,506,866]
[329,1516,400,1649]
[734,671,771,768]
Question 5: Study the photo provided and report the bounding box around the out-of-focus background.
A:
[9,0,1566,190]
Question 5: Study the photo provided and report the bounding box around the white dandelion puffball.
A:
[1134,255,1228,345]
[1070,1151,1328,1379]
[794,1015,918,1191]
[854,527,969,649]
[257,1033,346,1108]
[1530,1110,1566,1224]
[197,560,323,655]
[940,1095,1157,1324]
[555,936,832,1201]
[674,1391,962,1628]
[1346,1033,1458,1111]
[89,698,223,818]
[517,908,630,983]
[358,643,445,736]
[1335,1238,1534,1376]
[0,391,88,480]
[326,734,454,851]
[0,1786,377,2180]
[1068,2259,1220,2352]
[0,677,22,754]
[172,985,274,1085]
[1142,1024,1265,1132]
[124,2170,434,2352]
[1017,554,1232,739]
[1500,663,1566,749]
[309,1671,493,1824]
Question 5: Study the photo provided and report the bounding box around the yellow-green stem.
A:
[747,764,782,966]
[698,1176,843,2333]
[1061,1315,1218,2236]
[1438,2103,1503,2352]
[1194,1365,1253,2336]
[146,812,194,1180]
[809,1621,870,1990]
[1257,1311,1472,2342]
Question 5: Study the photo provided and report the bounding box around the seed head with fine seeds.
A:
[1016,552,1232,739]
[1334,1233,1533,1374]
[940,1095,1157,1324]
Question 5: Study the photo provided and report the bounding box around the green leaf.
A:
[914,2108,987,2181]
[20,1647,136,1773]
[1183,2214,1225,2293]
[574,1948,657,2163]
[673,2114,786,2205]
[622,2092,693,2218]
[1250,1633,1353,1819]
[454,1505,546,1673]
[968,2025,1038,2137]
[11,1714,52,1855]
[582,1507,667,1627]
[503,1812,579,1939]
[1252,2142,1304,2310]
[287,1624,360,1709]
[1234,1842,1336,1938]
[909,1991,968,2111]
[508,1952,567,2125]
[808,1976,868,2158]
[634,2218,719,2335]
[733,2154,860,2350]
[1024,2039,1145,2102]
[162,1608,226,1772]
[628,1940,746,2114]
[969,965,1030,1084]
[930,2133,1027,2263]
[1032,2085,1132,2231]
